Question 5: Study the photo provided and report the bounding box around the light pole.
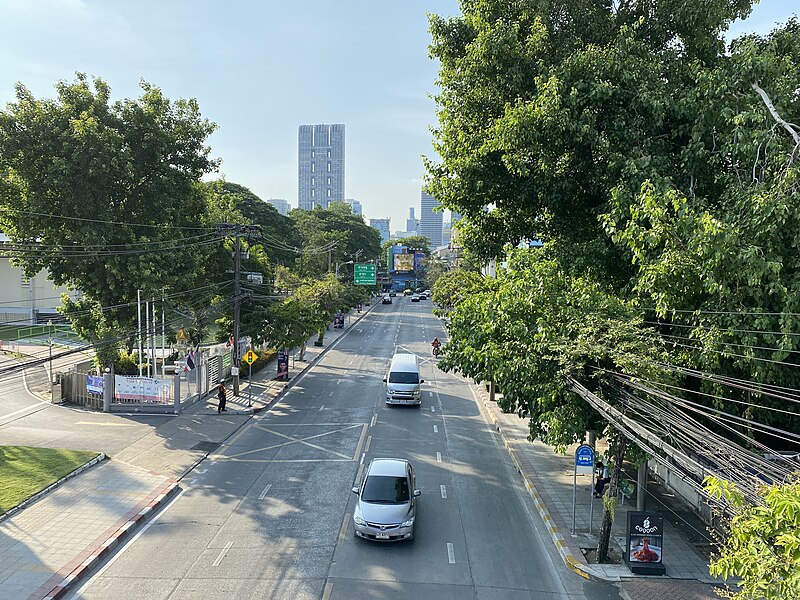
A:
[335,260,354,278]
[47,319,53,396]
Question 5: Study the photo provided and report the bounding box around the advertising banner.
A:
[114,376,172,404]
[414,252,425,272]
[625,511,666,575]
[277,350,289,381]
[394,253,414,272]
[86,375,104,395]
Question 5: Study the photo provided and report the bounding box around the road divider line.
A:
[433,425,438,433]
[337,513,351,545]
[447,542,455,564]
[370,414,377,427]
[319,405,325,411]
[436,452,442,463]
[440,485,447,499]
[328,391,333,397]
[212,541,233,567]
[190,478,197,485]
[355,463,365,485]
[431,406,435,413]
[360,452,365,465]
[258,483,272,500]
[365,435,372,453]
[322,581,334,600]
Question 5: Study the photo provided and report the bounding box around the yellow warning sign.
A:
[243,350,258,365]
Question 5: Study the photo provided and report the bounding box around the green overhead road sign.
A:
[354,263,376,285]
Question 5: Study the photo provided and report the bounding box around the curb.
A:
[0,452,106,524]
[476,390,615,583]
[38,480,179,600]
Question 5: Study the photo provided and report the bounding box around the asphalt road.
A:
[68,298,620,600]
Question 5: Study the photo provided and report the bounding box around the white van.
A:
[384,353,423,406]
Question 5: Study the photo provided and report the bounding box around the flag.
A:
[226,334,234,348]
[186,347,196,370]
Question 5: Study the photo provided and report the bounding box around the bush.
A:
[114,350,140,375]
[240,349,278,377]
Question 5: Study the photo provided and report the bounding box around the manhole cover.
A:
[192,441,221,452]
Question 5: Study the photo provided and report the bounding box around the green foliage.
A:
[438,248,666,449]
[704,475,800,600]
[0,75,220,364]
[431,268,485,312]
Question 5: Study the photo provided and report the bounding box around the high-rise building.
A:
[298,124,345,210]
[369,218,391,244]
[419,191,443,248]
[344,198,362,216]
[406,207,417,235]
[267,198,291,216]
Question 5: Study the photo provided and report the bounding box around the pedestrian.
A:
[217,382,227,413]
[594,461,610,498]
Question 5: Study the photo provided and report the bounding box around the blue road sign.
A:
[575,444,595,469]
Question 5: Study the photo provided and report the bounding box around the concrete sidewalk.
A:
[0,303,375,600]
[472,383,729,600]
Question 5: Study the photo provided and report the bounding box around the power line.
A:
[0,207,217,231]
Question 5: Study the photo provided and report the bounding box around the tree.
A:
[0,74,220,366]
[704,475,800,600]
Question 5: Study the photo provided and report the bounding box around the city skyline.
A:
[1,1,795,227]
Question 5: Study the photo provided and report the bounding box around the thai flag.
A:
[226,335,234,348]
[186,347,196,370]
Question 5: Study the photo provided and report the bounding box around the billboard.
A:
[394,253,414,272]
[414,253,425,272]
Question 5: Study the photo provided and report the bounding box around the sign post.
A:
[243,349,257,407]
[624,512,666,575]
[572,444,595,535]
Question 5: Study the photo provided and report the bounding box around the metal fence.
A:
[60,371,103,410]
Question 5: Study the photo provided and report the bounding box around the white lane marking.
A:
[190,478,197,485]
[328,391,333,397]
[436,452,442,463]
[213,541,233,567]
[357,329,362,333]
[447,543,455,563]
[360,452,365,465]
[74,421,136,427]
[431,406,435,413]
[258,483,273,500]
[196,469,208,474]
[433,425,438,433]
[365,435,372,452]
[319,405,325,411]
[370,414,377,427]
[336,379,342,384]
[349,360,353,365]
[440,485,447,499]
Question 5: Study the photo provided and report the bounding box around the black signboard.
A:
[624,511,666,575]
[333,313,345,329]
[276,350,289,382]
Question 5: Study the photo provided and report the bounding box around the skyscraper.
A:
[267,198,291,216]
[344,198,362,216]
[406,207,417,235]
[298,124,345,210]
[369,218,391,244]
[419,191,443,248]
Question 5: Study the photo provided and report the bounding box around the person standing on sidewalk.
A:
[217,382,227,413]
[594,461,609,498]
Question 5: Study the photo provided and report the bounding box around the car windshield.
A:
[388,371,418,384]
[361,475,410,503]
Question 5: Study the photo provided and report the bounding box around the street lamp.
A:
[47,319,53,396]
[335,260,354,278]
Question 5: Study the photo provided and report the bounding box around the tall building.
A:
[298,124,345,210]
[267,198,290,216]
[419,191,443,248]
[369,218,391,244]
[344,198,362,216]
[451,210,462,223]
[406,207,417,235]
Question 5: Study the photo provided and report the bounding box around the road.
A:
[68,298,620,600]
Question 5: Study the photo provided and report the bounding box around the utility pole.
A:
[217,223,262,397]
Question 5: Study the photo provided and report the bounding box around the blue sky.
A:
[0,1,796,230]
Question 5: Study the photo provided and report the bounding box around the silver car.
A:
[352,458,420,542]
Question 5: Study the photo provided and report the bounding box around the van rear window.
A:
[389,371,418,384]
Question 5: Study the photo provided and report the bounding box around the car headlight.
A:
[401,517,415,527]
[354,513,367,526]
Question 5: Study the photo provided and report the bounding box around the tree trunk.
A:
[298,342,306,362]
[315,328,325,346]
[597,433,627,562]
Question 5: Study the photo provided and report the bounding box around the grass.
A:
[0,446,99,514]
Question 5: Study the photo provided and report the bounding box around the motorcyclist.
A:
[431,337,442,356]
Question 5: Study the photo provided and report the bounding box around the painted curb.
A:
[477,392,616,583]
[38,480,179,600]
[0,452,106,524]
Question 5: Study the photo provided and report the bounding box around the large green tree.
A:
[0,74,220,365]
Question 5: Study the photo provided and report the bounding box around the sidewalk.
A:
[0,303,374,600]
[472,384,729,600]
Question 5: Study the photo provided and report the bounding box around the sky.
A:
[0,0,797,231]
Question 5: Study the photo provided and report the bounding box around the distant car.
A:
[389,290,397,297]
[382,295,392,304]
[403,289,413,296]
[352,458,420,542]
[411,294,420,302]
[423,290,432,297]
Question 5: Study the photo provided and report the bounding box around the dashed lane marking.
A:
[440,485,447,499]
[447,543,455,564]
[433,425,438,433]
[258,483,272,500]
[436,452,442,463]
[213,541,233,567]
